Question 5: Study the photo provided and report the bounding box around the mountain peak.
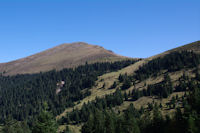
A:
[0,42,126,75]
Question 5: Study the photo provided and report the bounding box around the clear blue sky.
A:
[0,0,199,63]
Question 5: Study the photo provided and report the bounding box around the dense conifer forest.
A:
[1,50,200,133]
[0,60,136,132]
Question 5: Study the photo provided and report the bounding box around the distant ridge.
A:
[168,40,200,53]
[147,40,200,60]
[0,42,127,75]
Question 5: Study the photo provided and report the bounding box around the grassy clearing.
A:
[58,124,82,133]
[68,125,82,133]
[114,92,185,117]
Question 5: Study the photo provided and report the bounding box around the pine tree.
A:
[93,109,105,133]
[32,103,58,133]
[124,92,128,101]
[152,103,163,133]
[195,68,200,81]
[105,112,115,133]
[81,114,94,133]
[121,78,131,90]
[74,109,80,124]
[115,116,124,133]
[187,115,198,133]
[110,81,117,89]
[123,105,140,133]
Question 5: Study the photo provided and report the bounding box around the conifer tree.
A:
[32,103,58,133]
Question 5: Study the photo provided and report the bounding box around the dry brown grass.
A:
[58,124,82,133]
[114,92,185,117]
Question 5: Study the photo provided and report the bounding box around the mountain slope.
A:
[0,41,200,133]
[169,40,200,53]
[0,42,126,75]
[151,40,200,59]
[56,40,200,132]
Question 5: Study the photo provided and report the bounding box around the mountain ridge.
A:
[0,42,127,75]
[1,41,199,75]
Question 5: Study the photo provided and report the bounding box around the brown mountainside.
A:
[0,42,126,75]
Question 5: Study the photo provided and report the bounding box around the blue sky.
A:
[0,0,199,63]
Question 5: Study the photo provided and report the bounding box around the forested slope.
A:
[60,50,200,133]
[0,59,137,132]
[1,41,200,133]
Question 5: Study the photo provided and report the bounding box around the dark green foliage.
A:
[152,103,163,133]
[121,78,132,90]
[1,50,200,133]
[159,103,163,109]
[2,117,31,133]
[83,68,200,133]
[63,89,124,124]
[147,75,173,98]
[119,70,174,101]
[118,73,127,83]
[81,51,200,133]
[32,111,58,133]
[32,103,58,133]
[81,109,108,133]
[195,68,200,81]
[0,60,136,122]
[104,111,115,133]
[109,81,117,89]
[128,74,173,101]
[175,74,189,92]
[135,51,200,81]
[147,103,153,111]
[124,92,128,101]
[118,73,133,90]
[131,89,143,100]
[171,96,176,109]
[82,107,140,133]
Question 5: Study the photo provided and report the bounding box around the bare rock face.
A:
[0,42,125,75]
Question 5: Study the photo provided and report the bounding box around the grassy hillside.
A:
[56,41,200,133]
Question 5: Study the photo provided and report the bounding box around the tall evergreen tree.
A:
[32,103,58,133]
